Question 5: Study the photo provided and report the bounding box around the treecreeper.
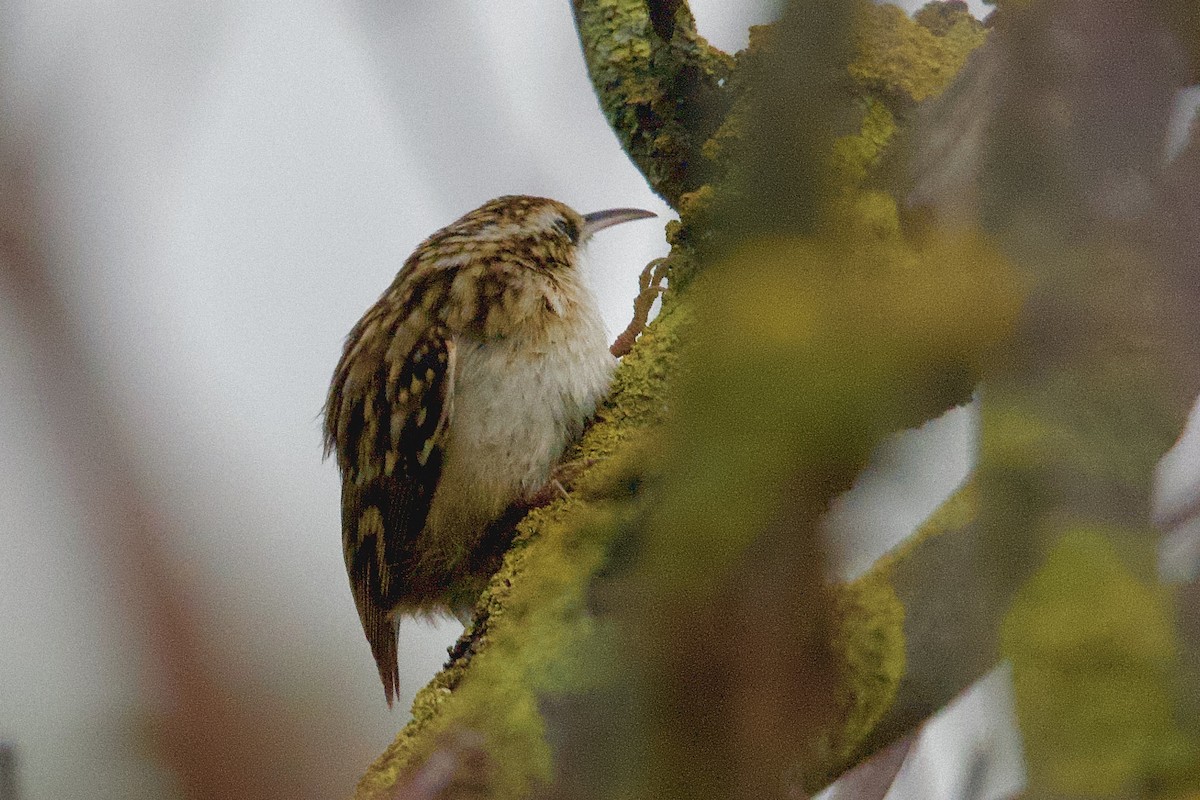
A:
[324,195,655,705]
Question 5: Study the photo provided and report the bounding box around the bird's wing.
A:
[332,322,455,707]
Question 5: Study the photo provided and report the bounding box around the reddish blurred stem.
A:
[0,148,295,800]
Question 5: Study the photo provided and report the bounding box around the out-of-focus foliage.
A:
[965,1,1200,797]
[913,0,975,36]
[652,233,1019,595]
[1002,528,1200,795]
[635,0,984,278]
[850,2,985,104]
[625,226,1018,795]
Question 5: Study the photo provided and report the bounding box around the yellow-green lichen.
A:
[572,0,733,206]
[820,571,906,781]
[850,2,986,103]
[1002,526,1200,796]
[832,97,898,189]
[357,497,621,798]
[641,231,1019,598]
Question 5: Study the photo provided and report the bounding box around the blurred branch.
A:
[861,486,995,751]
[389,730,491,800]
[0,742,18,800]
[819,729,916,800]
[965,1,1200,793]
[0,133,303,800]
[570,0,733,207]
[1160,124,1200,732]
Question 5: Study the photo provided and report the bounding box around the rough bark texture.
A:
[569,0,733,207]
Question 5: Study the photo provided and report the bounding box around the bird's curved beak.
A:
[580,207,657,240]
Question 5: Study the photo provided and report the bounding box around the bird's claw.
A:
[611,258,670,358]
[526,458,598,508]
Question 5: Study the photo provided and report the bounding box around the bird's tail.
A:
[367,614,400,708]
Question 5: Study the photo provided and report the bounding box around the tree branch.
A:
[570,0,733,207]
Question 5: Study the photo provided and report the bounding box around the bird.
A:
[324,195,656,705]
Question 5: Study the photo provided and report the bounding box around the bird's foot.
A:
[527,458,598,508]
[610,258,669,358]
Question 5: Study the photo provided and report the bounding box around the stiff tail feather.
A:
[367,614,400,708]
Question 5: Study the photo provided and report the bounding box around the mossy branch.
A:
[570,0,733,208]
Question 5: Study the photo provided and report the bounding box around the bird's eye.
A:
[553,217,580,243]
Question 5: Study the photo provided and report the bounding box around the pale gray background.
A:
[7,1,1189,799]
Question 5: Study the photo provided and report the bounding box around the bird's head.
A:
[426,195,656,272]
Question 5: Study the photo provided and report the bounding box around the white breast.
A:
[423,290,615,559]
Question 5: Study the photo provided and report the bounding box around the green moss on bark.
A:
[571,0,733,207]
[851,2,985,104]
[1003,527,1200,796]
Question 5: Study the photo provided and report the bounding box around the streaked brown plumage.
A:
[324,195,654,705]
